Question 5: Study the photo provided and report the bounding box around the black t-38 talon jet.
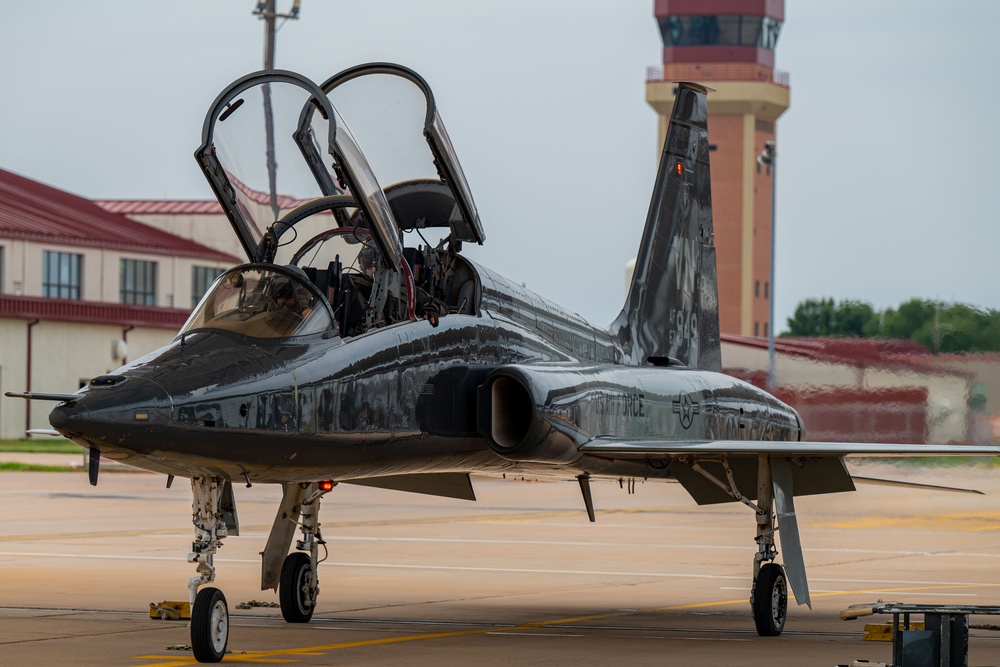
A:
[13,64,1000,662]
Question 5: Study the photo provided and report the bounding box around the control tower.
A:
[646,0,789,337]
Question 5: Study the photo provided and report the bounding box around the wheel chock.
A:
[149,601,191,620]
[861,621,924,641]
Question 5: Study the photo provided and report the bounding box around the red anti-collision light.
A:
[318,479,335,492]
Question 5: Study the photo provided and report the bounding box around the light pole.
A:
[757,141,777,388]
[252,1,301,221]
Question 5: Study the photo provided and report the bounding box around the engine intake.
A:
[477,366,582,465]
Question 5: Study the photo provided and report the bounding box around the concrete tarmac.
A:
[3,461,1000,666]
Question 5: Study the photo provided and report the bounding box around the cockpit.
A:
[185,63,486,340]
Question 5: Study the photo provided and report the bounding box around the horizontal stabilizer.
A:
[579,439,1000,458]
[5,391,80,403]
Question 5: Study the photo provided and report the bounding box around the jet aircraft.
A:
[14,64,1000,662]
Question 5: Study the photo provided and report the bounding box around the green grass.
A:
[0,439,81,454]
[857,456,1000,468]
[0,461,76,472]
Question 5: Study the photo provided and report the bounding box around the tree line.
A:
[784,298,1000,354]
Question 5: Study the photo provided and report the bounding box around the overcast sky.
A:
[1,1,997,332]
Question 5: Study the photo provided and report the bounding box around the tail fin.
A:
[610,82,720,371]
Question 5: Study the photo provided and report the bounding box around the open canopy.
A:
[194,65,484,274]
[322,63,485,245]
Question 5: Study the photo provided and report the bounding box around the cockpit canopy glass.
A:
[180,266,334,339]
[209,81,342,253]
[322,64,485,244]
[197,71,403,271]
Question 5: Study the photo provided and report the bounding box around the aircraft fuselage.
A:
[50,295,801,485]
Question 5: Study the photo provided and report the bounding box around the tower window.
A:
[658,15,783,50]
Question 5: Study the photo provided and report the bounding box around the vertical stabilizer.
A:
[610,83,720,371]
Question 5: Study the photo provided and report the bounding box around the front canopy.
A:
[194,70,403,270]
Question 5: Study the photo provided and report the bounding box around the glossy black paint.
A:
[48,76,803,496]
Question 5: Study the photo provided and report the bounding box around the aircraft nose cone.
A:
[49,401,88,434]
[48,376,171,442]
[49,404,67,429]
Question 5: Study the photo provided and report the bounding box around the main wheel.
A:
[191,587,229,663]
[752,563,787,636]
[280,552,316,623]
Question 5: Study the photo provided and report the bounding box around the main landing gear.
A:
[278,481,333,623]
[680,455,791,637]
[749,456,787,637]
[185,478,334,663]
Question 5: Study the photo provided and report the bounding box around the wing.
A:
[579,439,1000,458]
[578,438,1000,506]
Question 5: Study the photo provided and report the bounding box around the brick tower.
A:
[646,0,789,337]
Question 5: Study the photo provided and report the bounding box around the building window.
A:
[754,322,760,337]
[43,251,82,299]
[755,119,774,135]
[763,322,769,337]
[764,281,770,299]
[192,266,224,306]
[120,259,157,305]
[755,280,760,297]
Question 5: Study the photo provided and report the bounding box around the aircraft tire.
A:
[279,552,316,623]
[191,587,229,663]
[752,563,787,636]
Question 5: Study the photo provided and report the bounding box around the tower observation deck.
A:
[646,0,789,338]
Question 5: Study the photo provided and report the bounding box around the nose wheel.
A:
[191,587,229,662]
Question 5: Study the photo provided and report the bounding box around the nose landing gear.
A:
[187,476,235,663]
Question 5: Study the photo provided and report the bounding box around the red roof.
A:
[722,334,979,378]
[0,168,238,262]
[95,200,223,215]
[0,294,189,329]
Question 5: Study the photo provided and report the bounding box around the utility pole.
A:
[757,141,777,388]
[252,1,301,220]
[253,1,300,69]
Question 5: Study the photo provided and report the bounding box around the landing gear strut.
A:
[187,476,235,663]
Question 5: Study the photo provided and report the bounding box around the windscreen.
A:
[180,267,334,339]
